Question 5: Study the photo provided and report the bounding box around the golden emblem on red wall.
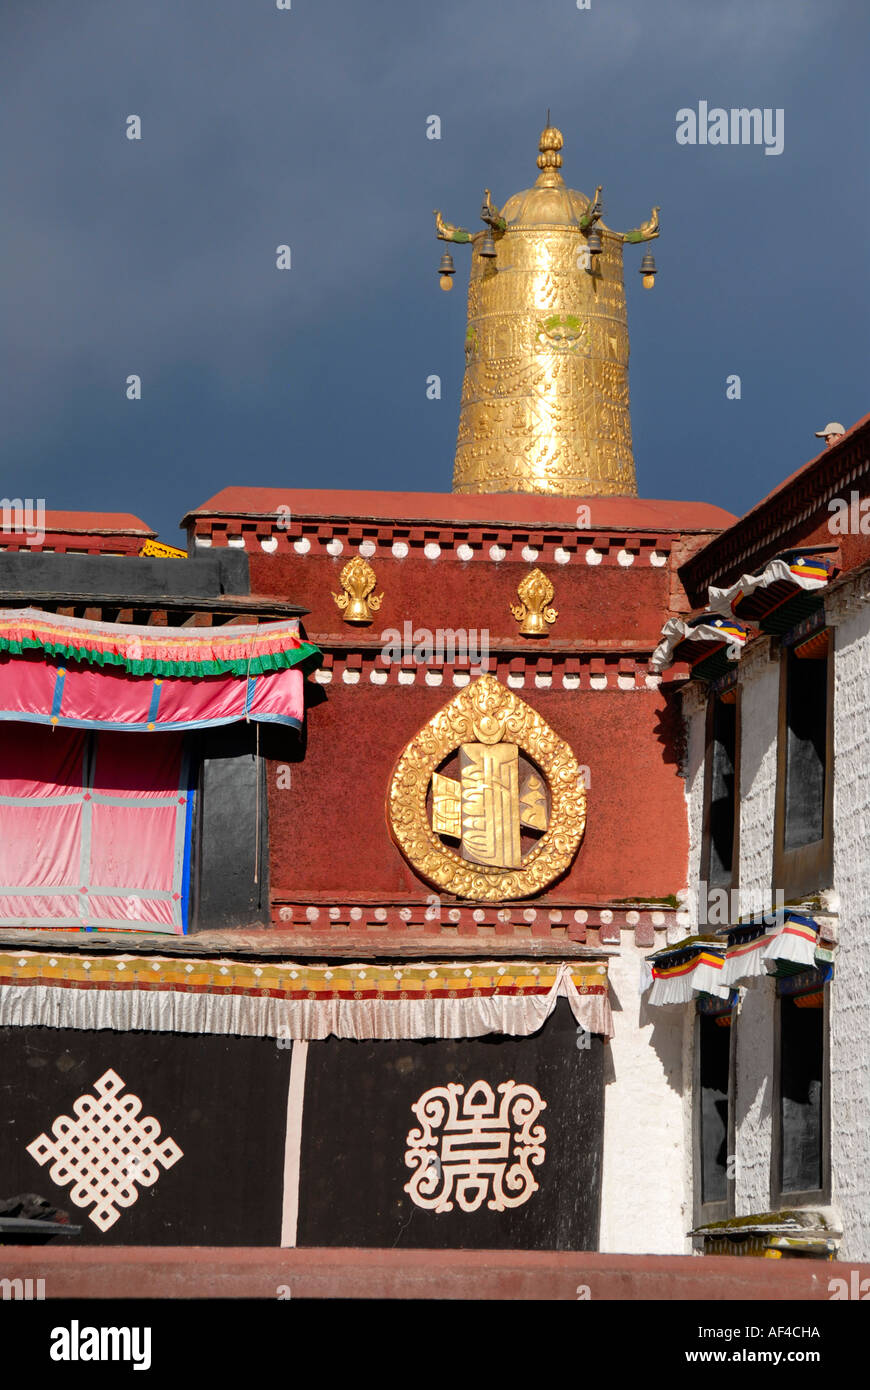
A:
[387,676,586,901]
[333,556,383,624]
[511,568,558,636]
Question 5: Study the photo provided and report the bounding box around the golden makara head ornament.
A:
[388,675,586,901]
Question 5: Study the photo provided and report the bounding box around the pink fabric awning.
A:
[0,610,317,731]
[0,650,305,731]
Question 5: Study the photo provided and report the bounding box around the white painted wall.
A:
[830,605,870,1260]
[729,647,780,1214]
[675,615,870,1259]
[682,686,706,933]
[677,664,782,1227]
[600,938,691,1253]
[732,975,776,1211]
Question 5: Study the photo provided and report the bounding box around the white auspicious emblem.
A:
[26,1068,183,1232]
[404,1079,546,1213]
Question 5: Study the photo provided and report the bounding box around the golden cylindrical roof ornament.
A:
[435,124,660,498]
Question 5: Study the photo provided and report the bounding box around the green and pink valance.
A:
[0,608,319,732]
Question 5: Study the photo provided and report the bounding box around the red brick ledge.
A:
[1,1246,863,1301]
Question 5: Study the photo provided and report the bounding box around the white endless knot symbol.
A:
[26,1068,183,1232]
[404,1079,546,1213]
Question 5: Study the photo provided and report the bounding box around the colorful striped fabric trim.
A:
[649,615,749,675]
[646,943,730,1004]
[708,553,835,622]
[0,954,614,1040]
[686,616,748,642]
[645,914,833,1000]
[0,609,320,678]
[0,952,609,1001]
[652,949,726,980]
[789,559,833,582]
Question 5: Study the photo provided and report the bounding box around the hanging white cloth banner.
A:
[0,952,614,1041]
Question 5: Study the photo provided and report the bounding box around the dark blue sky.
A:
[3,0,868,544]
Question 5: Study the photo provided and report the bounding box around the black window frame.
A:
[693,997,736,1225]
[700,681,741,894]
[770,979,830,1209]
[773,628,834,900]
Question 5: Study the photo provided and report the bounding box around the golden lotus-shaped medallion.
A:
[388,675,586,901]
[511,567,558,637]
[333,555,383,624]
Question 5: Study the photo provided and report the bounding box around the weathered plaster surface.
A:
[732,975,776,1212]
[600,939,690,1253]
[830,607,870,1260]
[727,651,780,1214]
[682,688,706,929]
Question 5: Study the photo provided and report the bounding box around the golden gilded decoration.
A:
[431,772,462,839]
[139,539,186,559]
[536,125,563,171]
[627,206,660,241]
[511,568,558,636]
[387,675,586,901]
[332,556,383,624]
[442,124,662,498]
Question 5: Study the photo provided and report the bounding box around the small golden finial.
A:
[537,116,563,171]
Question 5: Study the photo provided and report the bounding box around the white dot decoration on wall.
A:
[26,1069,182,1233]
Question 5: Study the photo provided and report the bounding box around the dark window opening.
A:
[190,724,270,932]
[707,696,737,886]
[779,994,824,1195]
[698,1010,731,1206]
[784,646,828,850]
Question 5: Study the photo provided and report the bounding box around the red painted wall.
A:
[249,551,674,648]
[191,493,719,923]
[266,677,686,905]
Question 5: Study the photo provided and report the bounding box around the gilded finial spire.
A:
[536,121,563,172]
[434,121,661,498]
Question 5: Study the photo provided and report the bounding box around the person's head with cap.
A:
[815,421,846,448]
